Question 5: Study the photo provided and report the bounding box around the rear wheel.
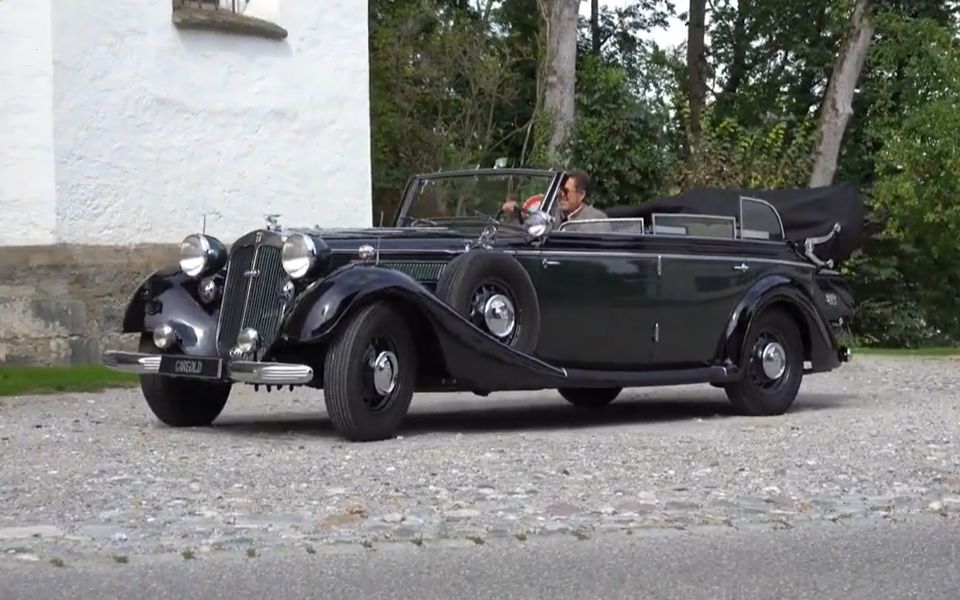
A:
[322,302,417,442]
[558,387,622,409]
[724,308,803,416]
[137,334,231,427]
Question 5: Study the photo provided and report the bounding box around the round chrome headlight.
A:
[281,234,317,279]
[179,234,226,278]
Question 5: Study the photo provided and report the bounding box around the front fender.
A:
[718,275,840,373]
[280,264,565,390]
[120,267,220,357]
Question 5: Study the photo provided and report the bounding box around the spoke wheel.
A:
[724,308,803,416]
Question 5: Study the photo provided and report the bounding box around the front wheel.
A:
[322,302,417,442]
[138,335,231,427]
[723,308,803,416]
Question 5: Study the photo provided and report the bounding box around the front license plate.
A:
[158,355,223,379]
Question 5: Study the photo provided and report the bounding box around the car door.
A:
[526,230,658,369]
[654,252,756,366]
[649,208,792,366]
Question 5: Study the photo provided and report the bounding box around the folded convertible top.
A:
[604,184,865,264]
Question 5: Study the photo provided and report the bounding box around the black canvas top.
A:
[603,183,864,264]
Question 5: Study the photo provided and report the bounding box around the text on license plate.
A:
[158,355,223,379]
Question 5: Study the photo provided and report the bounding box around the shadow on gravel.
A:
[210,391,851,439]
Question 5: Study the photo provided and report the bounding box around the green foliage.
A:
[848,10,960,345]
[562,55,672,206]
[366,0,960,348]
[369,0,537,217]
[678,106,815,190]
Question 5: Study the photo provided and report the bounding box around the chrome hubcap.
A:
[483,293,516,339]
[760,342,787,380]
[371,350,398,396]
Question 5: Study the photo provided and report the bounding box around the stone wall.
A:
[0,245,179,366]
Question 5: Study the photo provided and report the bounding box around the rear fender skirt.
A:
[120,267,220,357]
[280,263,566,390]
[718,275,840,373]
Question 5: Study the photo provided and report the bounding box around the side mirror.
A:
[524,210,554,239]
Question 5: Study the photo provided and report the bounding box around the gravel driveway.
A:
[1,356,958,564]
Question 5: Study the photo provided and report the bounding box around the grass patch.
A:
[852,346,960,357]
[0,366,137,397]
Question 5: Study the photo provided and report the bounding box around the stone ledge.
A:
[0,244,180,273]
[172,6,288,40]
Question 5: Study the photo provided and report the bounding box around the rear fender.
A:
[718,275,840,373]
[120,267,220,357]
[279,264,564,390]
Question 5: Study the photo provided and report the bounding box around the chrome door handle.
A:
[733,263,749,272]
[542,259,561,267]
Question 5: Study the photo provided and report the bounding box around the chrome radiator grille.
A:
[216,239,287,360]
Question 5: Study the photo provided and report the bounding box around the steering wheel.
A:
[497,194,544,224]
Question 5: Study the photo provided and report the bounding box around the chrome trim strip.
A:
[102,351,161,374]
[239,243,261,336]
[227,362,314,385]
[514,249,816,270]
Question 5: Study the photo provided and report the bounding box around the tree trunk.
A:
[539,0,579,164]
[809,0,875,187]
[686,0,708,152]
[591,0,601,55]
[716,4,745,118]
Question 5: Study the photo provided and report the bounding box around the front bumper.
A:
[102,351,314,385]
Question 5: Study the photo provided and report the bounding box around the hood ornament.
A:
[465,222,498,252]
[264,213,282,232]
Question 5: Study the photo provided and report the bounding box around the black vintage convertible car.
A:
[104,168,858,441]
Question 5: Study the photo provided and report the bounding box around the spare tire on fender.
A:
[435,249,541,353]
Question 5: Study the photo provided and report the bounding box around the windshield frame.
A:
[392,168,566,229]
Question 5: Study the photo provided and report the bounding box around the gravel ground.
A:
[0,355,958,564]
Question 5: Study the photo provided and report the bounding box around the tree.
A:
[686,0,708,152]
[537,0,580,163]
[809,0,875,187]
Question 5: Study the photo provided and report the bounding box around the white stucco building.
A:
[0,0,373,247]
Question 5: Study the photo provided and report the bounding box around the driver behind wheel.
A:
[501,169,609,232]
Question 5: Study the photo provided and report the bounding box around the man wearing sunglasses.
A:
[501,169,609,232]
[556,169,608,230]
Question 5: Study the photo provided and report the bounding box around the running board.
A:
[557,365,738,388]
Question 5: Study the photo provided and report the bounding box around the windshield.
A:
[396,172,555,227]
